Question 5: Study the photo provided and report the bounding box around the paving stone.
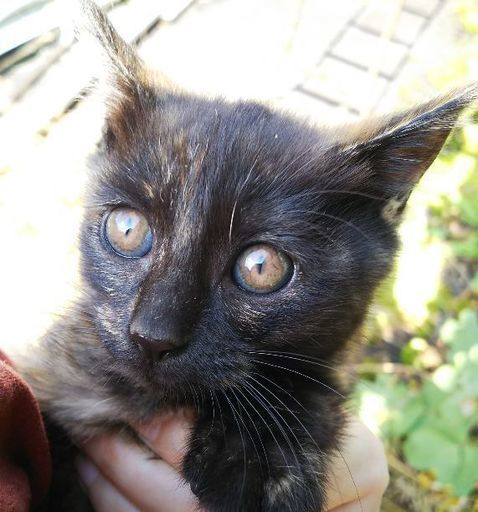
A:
[0,39,65,113]
[404,0,440,17]
[274,90,356,125]
[139,0,364,99]
[375,0,463,114]
[301,57,388,114]
[331,26,408,78]
[356,4,426,45]
[0,0,166,137]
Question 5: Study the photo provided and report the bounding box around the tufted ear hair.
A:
[77,0,171,151]
[333,85,478,220]
[78,0,144,86]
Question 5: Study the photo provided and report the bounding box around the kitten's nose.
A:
[130,319,187,361]
[131,333,178,360]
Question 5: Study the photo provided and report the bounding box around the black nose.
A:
[131,332,180,361]
[129,314,188,362]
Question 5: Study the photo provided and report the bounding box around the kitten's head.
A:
[78,1,475,401]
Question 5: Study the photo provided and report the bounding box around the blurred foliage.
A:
[357,309,478,499]
[355,2,478,509]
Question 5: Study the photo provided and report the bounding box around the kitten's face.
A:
[81,95,397,393]
[77,2,474,402]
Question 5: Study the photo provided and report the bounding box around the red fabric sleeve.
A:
[0,352,51,511]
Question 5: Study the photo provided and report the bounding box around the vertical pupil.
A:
[234,244,292,293]
[245,250,267,274]
[105,207,153,258]
[117,214,137,236]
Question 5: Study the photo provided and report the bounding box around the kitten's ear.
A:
[340,85,477,218]
[78,0,144,87]
[77,0,167,149]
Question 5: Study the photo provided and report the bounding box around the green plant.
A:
[356,310,478,497]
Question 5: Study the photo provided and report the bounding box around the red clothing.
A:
[0,352,51,511]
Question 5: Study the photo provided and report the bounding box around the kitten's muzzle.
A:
[128,281,198,362]
[129,310,188,361]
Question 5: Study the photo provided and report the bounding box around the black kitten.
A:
[17,1,476,511]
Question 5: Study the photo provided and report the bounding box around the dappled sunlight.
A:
[432,364,457,392]
[357,389,388,436]
[394,226,449,327]
[392,138,477,328]
[0,99,101,354]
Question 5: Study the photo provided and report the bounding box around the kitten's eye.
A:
[104,207,153,258]
[233,244,293,293]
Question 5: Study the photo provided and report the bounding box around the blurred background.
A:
[0,0,477,510]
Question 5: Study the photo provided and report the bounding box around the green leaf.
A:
[441,309,478,358]
[453,444,478,496]
[421,379,447,407]
[456,355,478,396]
[417,383,477,441]
[403,427,478,496]
[355,375,425,441]
[451,232,478,259]
[459,196,478,227]
[404,426,460,483]
[432,397,474,443]
[470,272,478,294]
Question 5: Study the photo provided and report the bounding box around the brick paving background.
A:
[132,0,466,123]
[295,0,445,116]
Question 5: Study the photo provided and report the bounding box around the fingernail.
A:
[169,414,192,456]
[137,418,163,446]
[137,410,193,455]
[75,455,99,487]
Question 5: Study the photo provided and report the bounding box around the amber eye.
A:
[233,244,293,294]
[104,207,153,258]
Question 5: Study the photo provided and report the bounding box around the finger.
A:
[329,492,383,512]
[135,410,194,471]
[82,434,199,512]
[76,455,140,512]
[325,418,389,510]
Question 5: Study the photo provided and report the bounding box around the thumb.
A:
[135,410,194,471]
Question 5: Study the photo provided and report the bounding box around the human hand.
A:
[77,410,198,511]
[324,417,389,511]
[76,414,388,512]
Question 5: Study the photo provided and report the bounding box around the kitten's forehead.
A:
[93,95,331,231]
[89,93,376,275]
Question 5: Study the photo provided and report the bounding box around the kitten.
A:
[17,1,476,511]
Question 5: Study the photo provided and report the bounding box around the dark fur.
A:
[17,2,476,511]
